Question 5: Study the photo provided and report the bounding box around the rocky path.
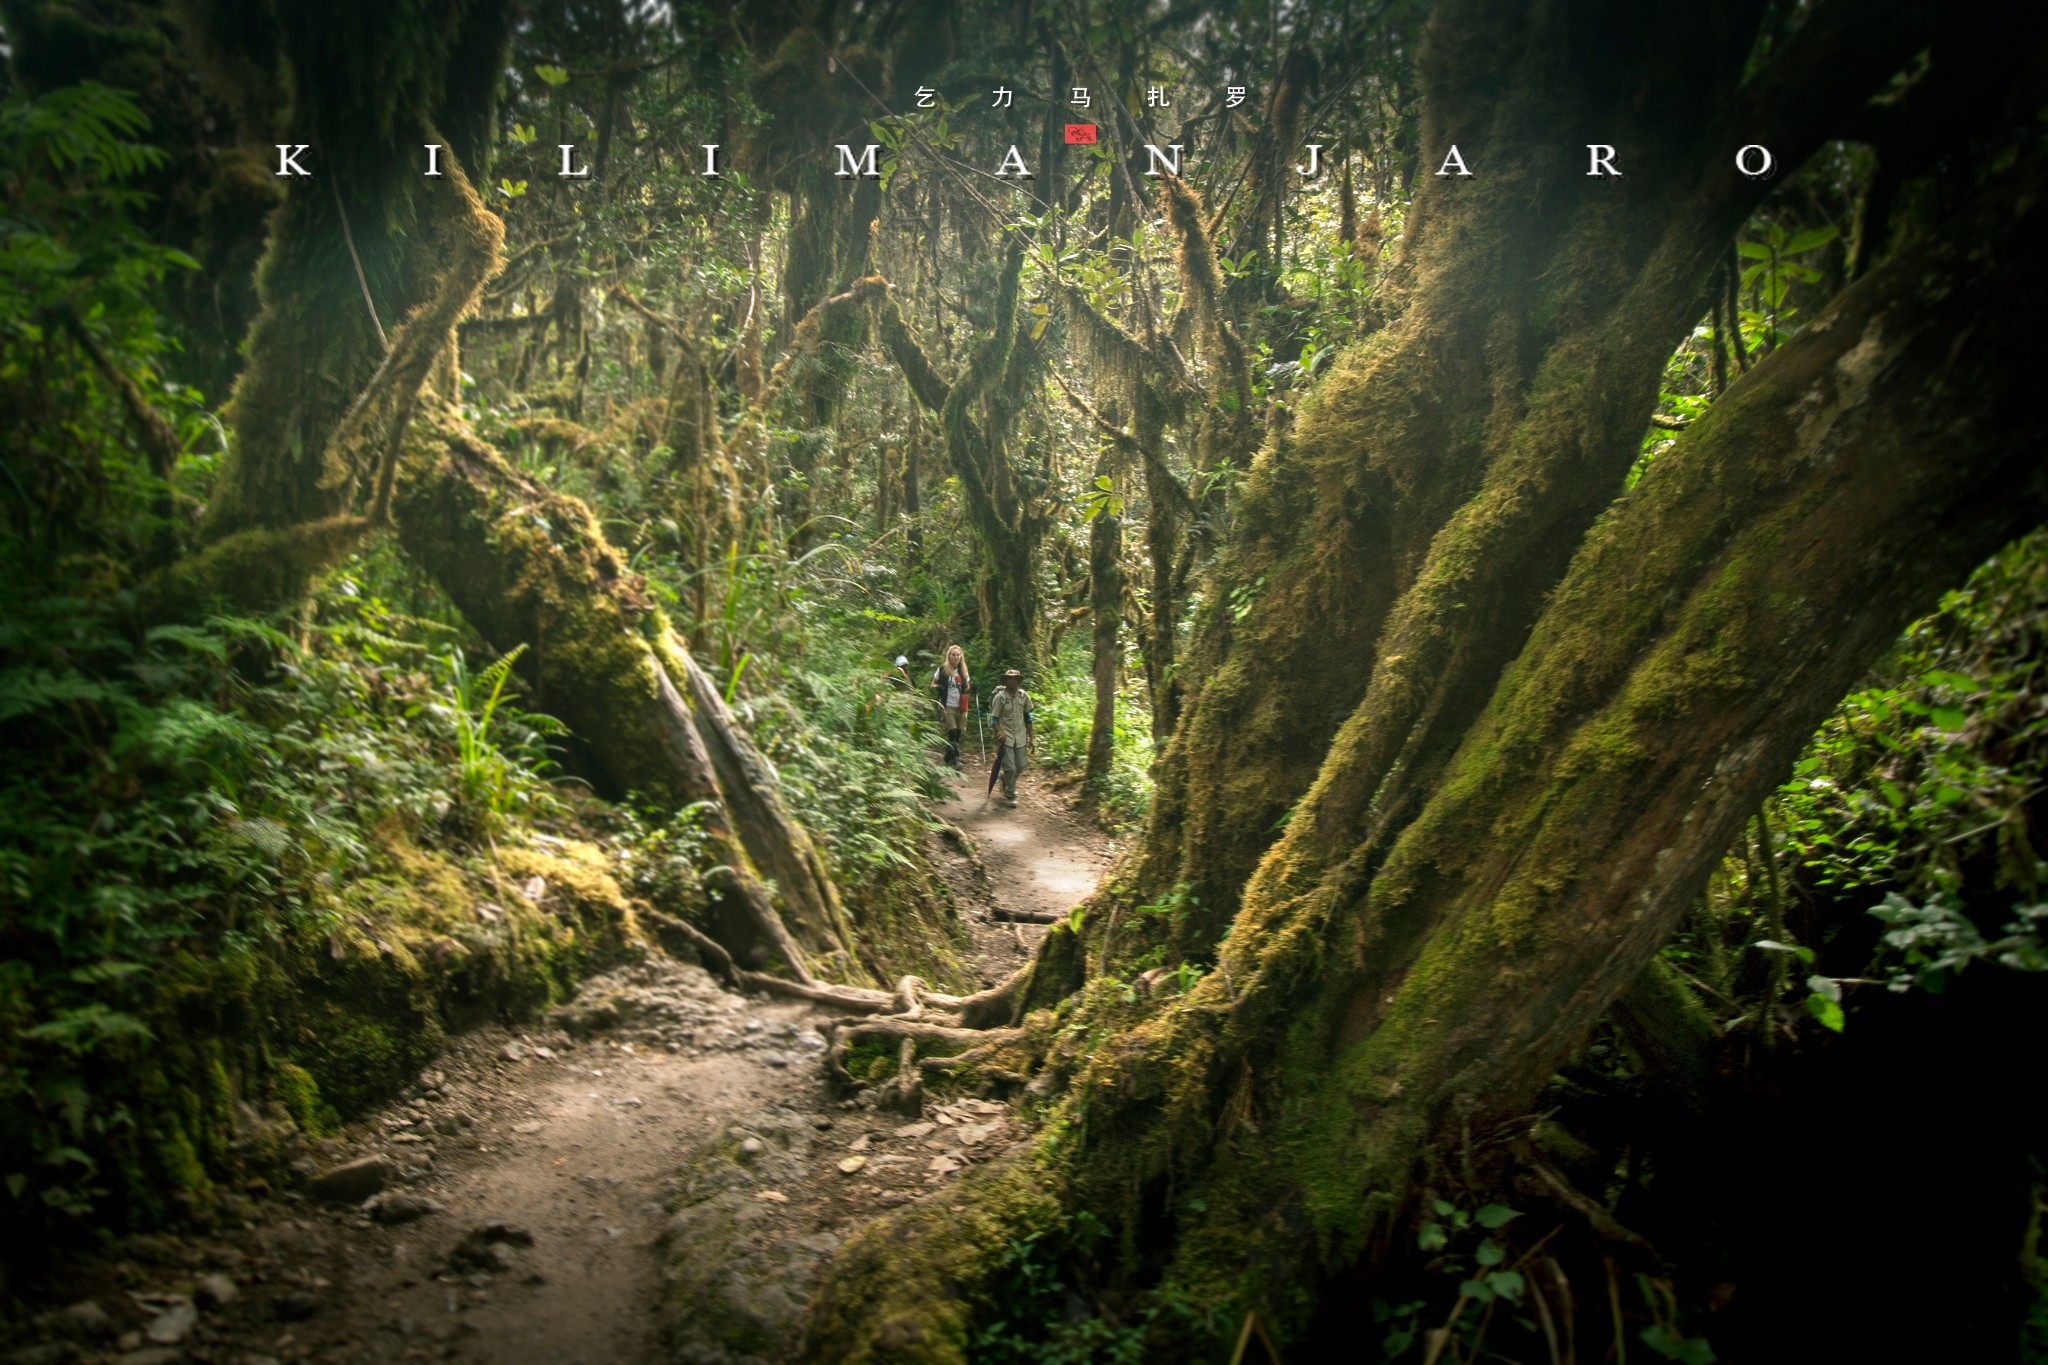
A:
[9,769,1115,1365]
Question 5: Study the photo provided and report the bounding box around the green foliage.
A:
[1383,1200,1559,1360]
[1394,1200,1722,1364]
[1762,531,2048,1022]
[435,642,565,830]
[739,615,952,885]
[1,82,207,586]
[1079,475,1124,524]
[1413,1200,1525,1306]
[1864,892,2047,993]
[1735,222,1838,350]
[1660,531,2048,1038]
[0,565,573,1230]
[1776,666,2022,902]
[611,801,715,916]
[1030,636,1155,827]
[973,1210,1234,1364]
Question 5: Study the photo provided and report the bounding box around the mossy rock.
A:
[662,1119,840,1364]
[33,826,647,1242]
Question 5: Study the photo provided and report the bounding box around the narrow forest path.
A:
[36,769,1114,1365]
[930,758,1120,983]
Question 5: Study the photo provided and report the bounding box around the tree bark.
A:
[1131,0,1939,936]
[799,20,2048,1361]
[1083,503,1124,804]
[672,646,860,970]
[390,408,858,979]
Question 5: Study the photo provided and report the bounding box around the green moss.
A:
[166,514,374,614]
[203,1050,234,1119]
[1018,921,1088,1016]
[801,1151,1068,1364]
[289,1009,429,1118]
[154,1119,208,1198]
[843,1036,894,1082]
[273,1062,335,1136]
[41,823,643,1241]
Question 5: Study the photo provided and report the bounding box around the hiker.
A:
[929,645,971,769]
[988,668,1034,808]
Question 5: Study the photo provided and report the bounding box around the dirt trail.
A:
[931,760,1121,982]
[15,769,1113,1365]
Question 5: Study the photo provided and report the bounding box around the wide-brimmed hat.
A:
[1003,668,1022,679]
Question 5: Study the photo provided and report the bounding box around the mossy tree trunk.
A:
[659,334,744,632]
[1083,490,1124,803]
[1064,179,1248,744]
[872,242,1049,671]
[753,31,886,546]
[1133,0,1942,936]
[801,2,2047,1356]
[807,146,2048,1361]
[161,1,867,992]
[185,0,512,607]
[1132,384,1186,741]
[390,408,862,980]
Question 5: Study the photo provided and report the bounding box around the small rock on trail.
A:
[305,1154,392,1204]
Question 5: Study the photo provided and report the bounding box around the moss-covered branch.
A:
[864,240,1045,665]
[871,286,954,415]
[390,407,857,980]
[168,146,504,611]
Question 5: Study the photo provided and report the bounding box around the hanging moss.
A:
[1159,178,1225,343]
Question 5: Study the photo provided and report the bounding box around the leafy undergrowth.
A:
[0,550,994,1246]
[1028,634,1156,831]
[741,616,976,990]
[972,1210,1234,1365]
[0,570,656,1241]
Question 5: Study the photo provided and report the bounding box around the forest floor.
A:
[8,764,1115,1365]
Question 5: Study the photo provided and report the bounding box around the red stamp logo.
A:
[1063,124,1098,145]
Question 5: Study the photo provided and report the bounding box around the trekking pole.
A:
[974,691,987,764]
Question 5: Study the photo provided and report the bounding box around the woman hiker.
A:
[989,668,1035,808]
[930,645,971,769]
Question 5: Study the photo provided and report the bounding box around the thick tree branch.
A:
[871,287,954,413]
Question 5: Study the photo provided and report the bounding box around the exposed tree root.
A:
[1520,1144,1665,1271]
[838,1019,1023,1050]
[823,1017,1028,1094]
[642,907,1046,1049]
[873,1040,924,1115]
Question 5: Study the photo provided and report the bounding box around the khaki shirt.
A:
[990,687,1034,745]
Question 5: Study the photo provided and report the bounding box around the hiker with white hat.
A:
[986,668,1035,808]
